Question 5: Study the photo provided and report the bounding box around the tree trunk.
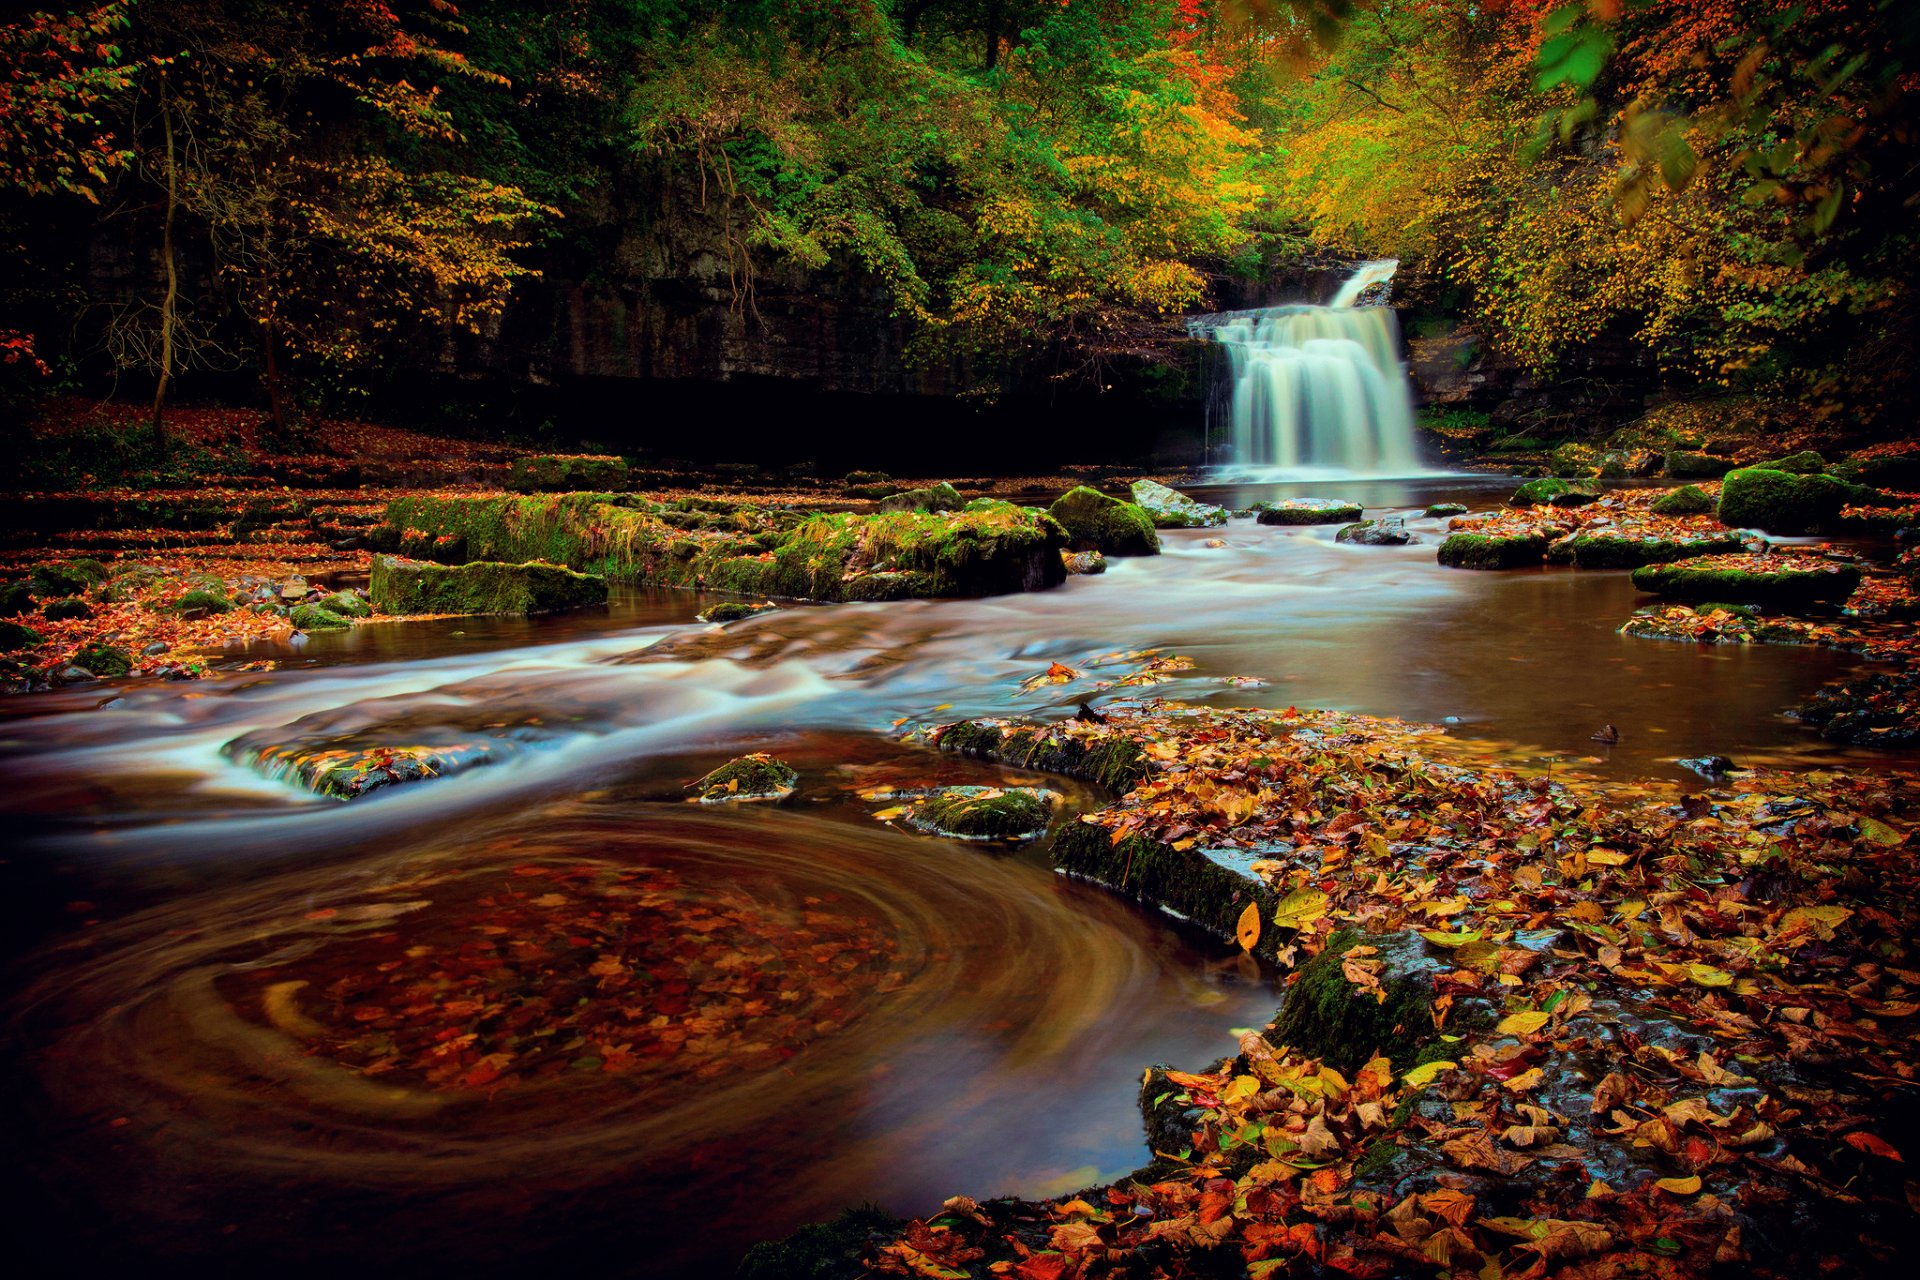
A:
[983,2,1002,71]
[151,71,178,458]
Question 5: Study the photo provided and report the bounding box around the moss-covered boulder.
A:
[71,641,132,677]
[907,786,1056,840]
[171,588,234,615]
[1052,821,1287,961]
[1268,930,1439,1074]
[506,453,629,493]
[876,482,962,514]
[94,564,168,603]
[1650,484,1714,515]
[1252,499,1365,526]
[1062,550,1106,575]
[1631,553,1862,609]
[689,753,798,803]
[317,590,372,618]
[1753,450,1828,475]
[0,620,45,652]
[1509,477,1599,508]
[1835,445,1920,491]
[1422,502,1468,518]
[1545,529,1744,569]
[40,596,93,621]
[1664,450,1733,479]
[1549,442,1599,478]
[1130,479,1227,528]
[290,603,352,630]
[0,581,34,617]
[1046,486,1160,556]
[232,741,507,800]
[370,554,609,616]
[936,720,1151,794]
[697,600,776,623]
[1436,531,1550,569]
[1716,467,1859,534]
[30,561,101,597]
[1335,518,1411,547]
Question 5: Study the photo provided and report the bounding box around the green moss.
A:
[290,603,352,630]
[1717,467,1858,534]
[1509,477,1599,508]
[318,591,372,618]
[1052,821,1278,957]
[937,721,1151,793]
[1549,442,1599,477]
[1631,557,1862,609]
[29,562,96,597]
[1422,502,1467,518]
[1436,532,1549,569]
[0,620,45,652]
[506,454,629,493]
[1252,499,1364,525]
[691,754,798,802]
[171,588,234,615]
[1267,931,1434,1073]
[1546,530,1743,569]
[914,786,1053,839]
[1664,450,1732,479]
[1047,486,1161,555]
[876,482,962,513]
[40,596,93,621]
[71,641,132,676]
[1650,484,1714,515]
[370,554,609,616]
[736,1205,900,1280]
[1754,450,1828,475]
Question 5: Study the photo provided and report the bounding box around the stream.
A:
[0,475,1895,1276]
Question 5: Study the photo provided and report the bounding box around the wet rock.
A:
[1062,550,1106,575]
[1717,467,1858,534]
[1664,450,1733,479]
[1650,483,1714,515]
[239,741,506,799]
[876,482,963,514]
[1336,518,1412,547]
[1203,537,1226,548]
[897,785,1057,840]
[71,642,132,677]
[506,453,629,493]
[1436,531,1550,569]
[697,600,777,623]
[0,619,45,652]
[0,581,35,617]
[171,588,234,617]
[53,664,97,683]
[1631,555,1861,609]
[1252,498,1364,526]
[141,640,170,656]
[1130,479,1226,529]
[290,603,353,631]
[1546,529,1745,569]
[40,596,92,621]
[1267,929,1441,1073]
[690,753,799,803]
[1794,669,1920,748]
[278,575,309,602]
[370,554,609,616]
[1679,755,1738,779]
[317,590,372,618]
[1422,502,1467,518]
[1046,486,1161,556]
[29,560,104,597]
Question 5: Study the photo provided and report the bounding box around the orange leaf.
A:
[1237,902,1262,951]
[1844,1132,1904,1162]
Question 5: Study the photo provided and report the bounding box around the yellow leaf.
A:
[1272,888,1330,931]
[1654,1175,1702,1195]
[1237,902,1262,951]
[1585,848,1629,866]
[1496,1011,1552,1036]
[1420,928,1483,949]
[1684,963,1734,988]
[1402,1059,1457,1088]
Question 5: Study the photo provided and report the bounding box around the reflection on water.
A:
[0,472,1904,1275]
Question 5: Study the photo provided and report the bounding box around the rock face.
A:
[1046,486,1161,556]
[1335,518,1412,547]
[370,554,610,616]
[1130,479,1226,528]
[1630,554,1862,609]
[1252,499,1363,526]
[506,454,630,493]
[1717,467,1855,534]
[1436,532,1550,569]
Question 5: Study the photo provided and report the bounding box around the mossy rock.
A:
[0,620,45,652]
[1835,447,1920,491]
[1130,479,1227,528]
[1717,467,1858,534]
[737,1206,902,1280]
[937,720,1151,794]
[370,554,609,616]
[0,581,34,618]
[1664,450,1733,479]
[1063,550,1106,575]
[290,603,353,630]
[1546,530,1744,569]
[842,470,891,486]
[1267,930,1438,1074]
[1422,502,1467,518]
[71,641,131,677]
[506,454,629,493]
[29,562,99,597]
[1753,450,1828,475]
[1335,519,1411,546]
[1549,442,1600,478]
[232,740,507,800]
[690,753,798,803]
[93,564,168,603]
[1509,477,1598,508]
[171,588,234,615]
[909,786,1055,840]
[1252,499,1364,526]
[1046,486,1161,556]
[842,482,904,500]
[319,591,372,618]
[1650,484,1714,515]
[876,482,962,514]
[41,596,93,622]
[697,600,775,623]
[1630,555,1862,609]
[1052,821,1284,961]
[1436,532,1549,569]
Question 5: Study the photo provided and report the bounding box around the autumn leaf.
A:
[1495,1010,1551,1036]
[1271,888,1329,931]
[1844,1131,1904,1162]
[1236,901,1262,951]
[1401,1059,1456,1087]
[1654,1174,1702,1195]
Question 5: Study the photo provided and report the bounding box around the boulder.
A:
[1252,498,1364,526]
[1422,502,1468,518]
[1664,450,1733,479]
[907,786,1056,840]
[170,588,234,616]
[689,754,798,802]
[1753,450,1828,475]
[71,642,131,676]
[317,590,372,618]
[1509,477,1599,508]
[370,554,609,616]
[1062,550,1106,575]
[697,600,776,623]
[1630,553,1862,609]
[1717,467,1856,534]
[1268,930,1440,1073]
[29,562,99,597]
[290,603,352,630]
[505,453,629,493]
[0,620,45,652]
[1130,479,1227,528]
[1649,484,1714,515]
[876,482,963,514]
[1335,518,1412,546]
[1546,530,1744,569]
[1436,532,1550,569]
[41,596,93,622]
[1046,486,1161,556]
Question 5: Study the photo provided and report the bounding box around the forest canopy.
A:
[2,0,1915,426]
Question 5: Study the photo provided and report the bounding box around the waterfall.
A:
[1189,260,1424,477]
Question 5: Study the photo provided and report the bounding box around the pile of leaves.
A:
[870,701,1919,1279]
[1445,489,1744,551]
[223,860,906,1094]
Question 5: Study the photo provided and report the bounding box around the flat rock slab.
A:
[1131,479,1227,528]
[1253,499,1364,526]
[1630,553,1862,608]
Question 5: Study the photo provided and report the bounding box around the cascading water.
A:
[1189,259,1423,477]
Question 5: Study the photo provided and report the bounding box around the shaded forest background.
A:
[2,0,1916,464]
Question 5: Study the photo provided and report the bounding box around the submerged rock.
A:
[1062,550,1106,575]
[689,753,799,803]
[370,554,609,616]
[697,600,777,623]
[1252,498,1364,526]
[1630,553,1861,609]
[1046,486,1161,556]
[1335,518,1412,546]
[1130,479,1227,528]
[1436,531,1549,569]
